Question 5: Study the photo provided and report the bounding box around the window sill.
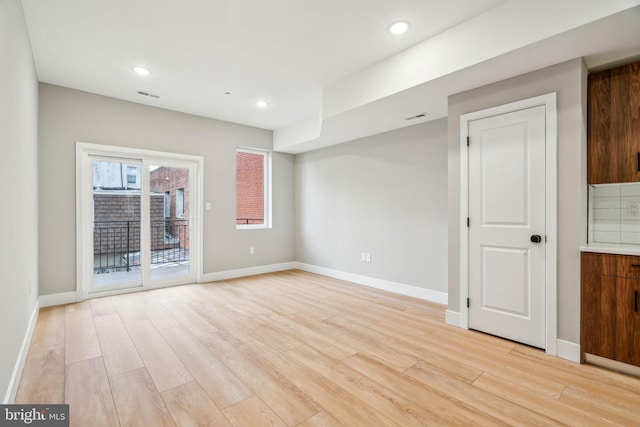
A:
[236,224,270,230]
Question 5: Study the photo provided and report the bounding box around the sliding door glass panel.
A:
[92,159,142,289]
[149,165,190,281]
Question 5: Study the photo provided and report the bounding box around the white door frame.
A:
[75,142,204,301]
[459,93,558,355]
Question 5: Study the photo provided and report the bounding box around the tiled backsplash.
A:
[590,183,640,244]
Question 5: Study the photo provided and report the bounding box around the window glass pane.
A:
[236,150,265,225]
[163,192,170,218]
[176,189,185,218]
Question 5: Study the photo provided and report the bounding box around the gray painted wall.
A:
[38,84,295,296]
[0,0,39,401]
[447,58,588,344]
[295,119,448,292]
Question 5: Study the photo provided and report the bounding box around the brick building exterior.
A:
[236,151,264,224]
[149,166,189,250]
[93,192,168,268]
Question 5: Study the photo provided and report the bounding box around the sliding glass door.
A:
[148,164,191,282]
[92,157,143,290]
[77,143,201,298]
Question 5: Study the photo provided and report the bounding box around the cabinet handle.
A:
[632,264,640,268]
[637,153,640,172]
[635,291,638,312]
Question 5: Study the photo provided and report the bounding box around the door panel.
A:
[480,124,528,225]
[148,164,192,283]
[91,157,142,292]
[481,246,529,317]
[468,105,546,349]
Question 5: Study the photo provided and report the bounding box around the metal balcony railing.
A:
[93,220,189,274]
[236,218,264,225]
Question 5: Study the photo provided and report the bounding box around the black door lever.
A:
[530,235,542,243]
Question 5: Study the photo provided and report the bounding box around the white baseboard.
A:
[556,339,581,363]
[39,291,77,308]
[3,301,39,404]
[445,309,461,327]
[201,262,298,283]
[295,263,448,305]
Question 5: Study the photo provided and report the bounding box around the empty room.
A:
[2,0,640,425]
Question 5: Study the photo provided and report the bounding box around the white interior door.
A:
[468,105,546,349]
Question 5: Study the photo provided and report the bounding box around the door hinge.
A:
[466,298,470,308]
[466,136,470,147]
[467,217,470,227]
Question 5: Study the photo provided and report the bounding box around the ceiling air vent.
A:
[405,112,429,121]
[137,91,160,99]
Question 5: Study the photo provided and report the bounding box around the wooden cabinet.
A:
[581,252,640,366]
[587,61,640,184]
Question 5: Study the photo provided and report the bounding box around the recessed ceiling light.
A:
[131,66,151,76]
[255,100,268,108]
[388,21,409,35]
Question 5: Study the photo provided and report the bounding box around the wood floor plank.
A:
[288,344,448,426]
[161,326,253,408]
[511,342,640,394]
[405,361,563,426]
[111,294,147,323]
[65,357,120,427]
[125,319,193,392]
[242,340,405,427]
[161,381,232,427]
[157,296,217,336]
[559,385,640,425]
[129,291,180,331]
[418,330,566,399]
[199,332,320,425]
[177,286,258,344]
[472,372,618,426]
[28,306,65,353]
[343,353,506,426]
[110,368,175,427]
[268,312,357,361]
[16,270,640,426]
[15,347,65,404]
[222,396,287,427]
[297,411,343,427]
[65,307,101,365]
[89,297,117,317]
[93,313,144,377]
[323,315,418,371]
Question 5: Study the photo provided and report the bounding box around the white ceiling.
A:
[20,0,640,153]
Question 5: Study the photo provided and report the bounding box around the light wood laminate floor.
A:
[16,270,640,426]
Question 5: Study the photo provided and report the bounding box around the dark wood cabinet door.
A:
[614,62,640,183]
[616,279,640,366]
[588,69,615,183]
[588,61,640,184]
[582,274,618,360]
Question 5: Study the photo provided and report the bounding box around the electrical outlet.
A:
[366,253,371,263]
[361,252,366,262]
[205,202,212,211]
[250,247,255,255]
[628,201,639,217]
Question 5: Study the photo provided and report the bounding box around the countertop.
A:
[580,243,640,256]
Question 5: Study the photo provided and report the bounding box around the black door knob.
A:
[530,235,542,243]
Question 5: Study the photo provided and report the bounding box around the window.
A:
[236,148,270,228]
[164,191,170,218]
[127,166,136,184]
[176,188,185,218]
